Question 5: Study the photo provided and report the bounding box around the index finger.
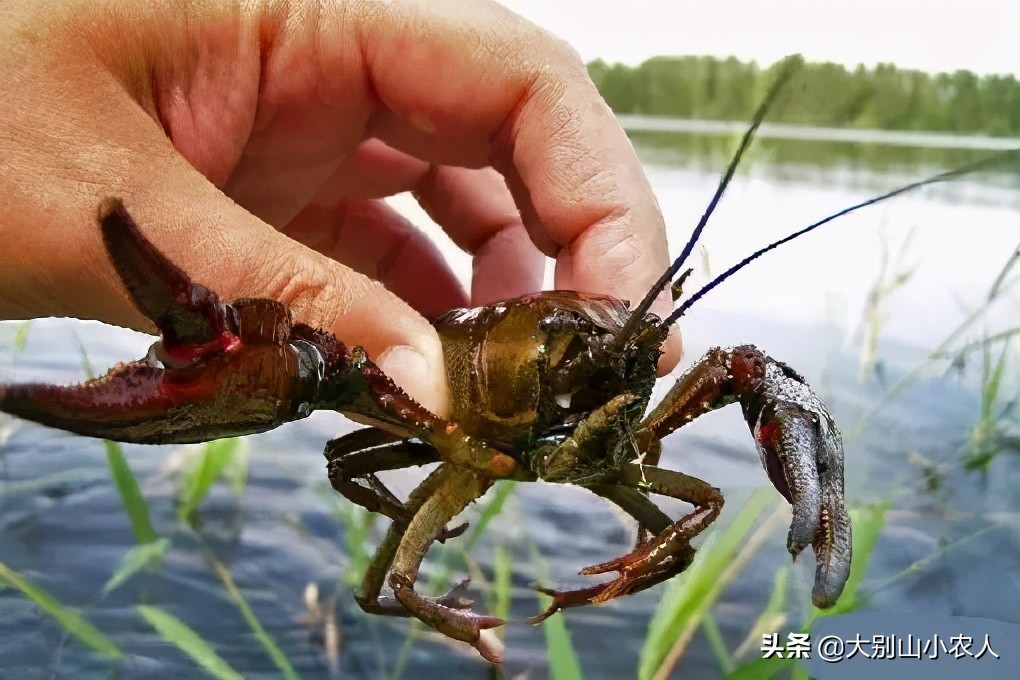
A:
[351,0,681,370]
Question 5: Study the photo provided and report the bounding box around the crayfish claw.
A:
[811,495,852,608]
[99,198,235,352]
[741,355,852,608]
[0,202,325,444]
[776,411,823,560]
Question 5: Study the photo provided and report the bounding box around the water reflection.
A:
[626,120,1020,195]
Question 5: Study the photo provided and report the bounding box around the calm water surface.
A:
[1,126,1018,679]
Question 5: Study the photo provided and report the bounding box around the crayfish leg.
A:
[532,462,720,622]
[324,428,468,542]
[352,464,503,663]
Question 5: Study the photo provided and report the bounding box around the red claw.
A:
[1,199,316,443]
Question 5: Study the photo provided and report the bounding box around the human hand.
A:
[0,0,681,416]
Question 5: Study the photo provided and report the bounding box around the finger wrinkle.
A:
[263,254,367,330]
[310,0,367,112]
[562,210,664,303]
[487,65,547,174]
[551,161,623,226]
[560,200,630,252]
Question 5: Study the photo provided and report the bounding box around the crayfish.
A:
[0,202,850,664]
[3,63,1013,663]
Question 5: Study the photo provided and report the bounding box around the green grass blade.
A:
[964,341,1010,469]
[536,593,584,680]
[102,538,170,596]
[851,244,1020,437]
[178,439,242,523]
[77,342,158,545]
[464,480,516,552]
[13,321,31,354]
[489,545,512,628]
[638,488,779,680]
[331,499,377,587]
[531,544,584,680]
[874,524,997,594]
[0,560,123,659]
[702,611,734,674]
[727,503,889,679]
[222,438,250,497]
[983,341,1008,415]
[137,605,243,680]
[104,440,159,544]
[732,567,789,660]
[209,555,301,680]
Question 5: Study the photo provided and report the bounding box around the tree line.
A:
[587,55,1020,137]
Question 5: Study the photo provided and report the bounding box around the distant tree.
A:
[860,63,914,129]
[585,55,1020,137]
[946,70,984,132]
[979,74,1020,136]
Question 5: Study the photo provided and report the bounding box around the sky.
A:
[496,0,1020,76]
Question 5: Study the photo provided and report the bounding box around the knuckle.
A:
[547,33,584,68]
[256,251,369,331]
[597,227,646,283]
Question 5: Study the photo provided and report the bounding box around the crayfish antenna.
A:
[614,56,803,349]
[658,146,1020,328]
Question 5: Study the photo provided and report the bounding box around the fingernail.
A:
[377,345,446,416]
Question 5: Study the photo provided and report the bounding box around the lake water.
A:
[1,122,1018,679]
